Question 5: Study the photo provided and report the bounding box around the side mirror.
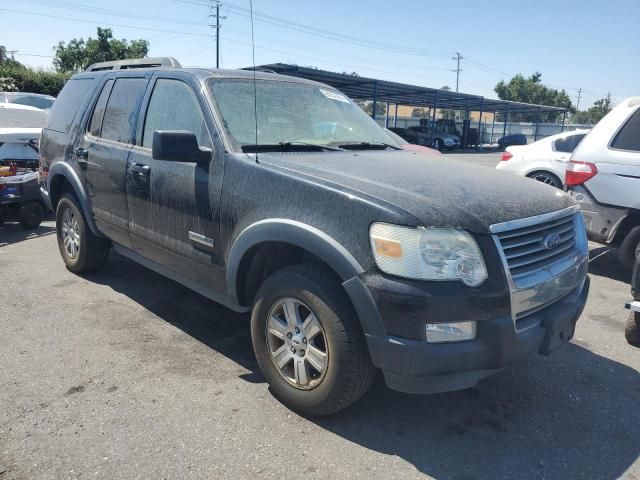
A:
[152,130,212,163]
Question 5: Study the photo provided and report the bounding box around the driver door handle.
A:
[74,147,89,160]
[130,163,151,176]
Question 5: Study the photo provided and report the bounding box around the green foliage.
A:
[0,63,70,96]
[495,73,574,121]
[53,27,149,72]
[411,107,429,118]
[360,101,386,116]
[571,94,613,125]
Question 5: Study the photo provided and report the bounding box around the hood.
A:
[258,149,575,233]
[437,133,460,141]
[0,127,42,143]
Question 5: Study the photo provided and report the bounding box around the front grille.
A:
[495,212,576,279]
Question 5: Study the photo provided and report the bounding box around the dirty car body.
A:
[39,63,589,413]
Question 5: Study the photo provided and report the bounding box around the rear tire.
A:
[625,312,640,347]
[618,226,640,273]
[251,264,375,416]
[18,201,44,230]
[527,171,563,189]
[55,193,110,273]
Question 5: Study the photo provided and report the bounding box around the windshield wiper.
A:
[333,141,402,151]
[241,141,345,153]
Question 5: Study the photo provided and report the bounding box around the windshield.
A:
[207,78,400,151]
[0,107,48,128]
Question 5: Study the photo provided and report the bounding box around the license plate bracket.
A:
[539,312,577,355]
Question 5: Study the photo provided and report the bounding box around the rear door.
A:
[585,106,640,209]
[77,75,149,247]
[126,73,225,292]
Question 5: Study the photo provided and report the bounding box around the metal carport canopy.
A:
[245,63,567,115]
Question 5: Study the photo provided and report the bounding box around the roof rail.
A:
[85,57,181,72]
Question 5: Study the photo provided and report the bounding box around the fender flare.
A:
[226,219,365,305]
[48,162,102,237]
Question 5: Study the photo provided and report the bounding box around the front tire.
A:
[618,226,640,272]
[251,265,375,416]
[55,193,110,273]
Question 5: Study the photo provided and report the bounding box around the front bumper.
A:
[568,186,628,243]
[344,273,589,395]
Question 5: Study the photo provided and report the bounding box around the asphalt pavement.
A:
[1,152,638,479]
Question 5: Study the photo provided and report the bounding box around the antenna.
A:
[249,0,259,163]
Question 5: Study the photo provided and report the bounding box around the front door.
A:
[127,75,225,292]
[78,76,148,248]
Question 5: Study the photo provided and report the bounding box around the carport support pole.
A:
[393,104,398,128]
[477,97,484,151]
[371,81,378,121]
[385,102,389,128]
[561,111,567,133]
[490,112,496,144]
[502,105,510,138]
[534,108,541,141]
[432,91,440,145]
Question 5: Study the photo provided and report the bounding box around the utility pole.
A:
[452,52,463,92]
[209,1,225,69]
[576,88,583,110]
[7,50,18,61]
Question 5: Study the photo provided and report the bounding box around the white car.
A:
[567,96,640,268]
[495,129,589,188]
[0,103,47,169]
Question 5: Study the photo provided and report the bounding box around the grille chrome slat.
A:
[495,211,578,283]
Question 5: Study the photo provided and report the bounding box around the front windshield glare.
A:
[207,79,399,150]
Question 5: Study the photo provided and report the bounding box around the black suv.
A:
[40,58,590,415]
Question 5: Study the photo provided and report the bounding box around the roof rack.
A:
[85,57,181,72]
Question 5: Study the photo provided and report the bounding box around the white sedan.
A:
[495,129,589,188]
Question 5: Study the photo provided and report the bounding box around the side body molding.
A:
[48,162,102,237]
[226,219,365,304]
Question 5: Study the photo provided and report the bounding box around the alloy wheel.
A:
[61,207,80,259]
[266,297,328,390]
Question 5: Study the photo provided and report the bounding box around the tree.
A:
[494,73,574,121]
[572,93,613,125]
[359,101,386,116]
[53,27,149,72]
[0,45,23,68]
[411,107,429,118]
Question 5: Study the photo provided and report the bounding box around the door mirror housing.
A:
[152,130,212,163]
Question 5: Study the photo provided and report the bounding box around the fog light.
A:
[425,321,477,343]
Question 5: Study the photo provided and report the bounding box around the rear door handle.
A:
[130,163,150,176]
[74,147,89,160]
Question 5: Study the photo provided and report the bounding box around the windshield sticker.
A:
[319,88,349,103]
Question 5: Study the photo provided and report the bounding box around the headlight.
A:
[370,223,488,286]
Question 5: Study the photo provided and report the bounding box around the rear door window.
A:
[611,108,640,152]
[88,79,114,137]
[100,78,147,144]
[46,78,94,133]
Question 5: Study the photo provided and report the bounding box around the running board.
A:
[113,244,249,313]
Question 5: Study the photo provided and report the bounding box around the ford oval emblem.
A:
[543,233,561,250]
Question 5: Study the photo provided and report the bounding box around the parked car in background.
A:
[40,59,589,415]
[498,133,527,150]
[0,92,56,110]
[408,125,460,150]
[625,254,640,347]
[495,129,589,188]
[385,129,441,155]
[567,96,640,269]
[0,103,48,170]
[387,127,419,144]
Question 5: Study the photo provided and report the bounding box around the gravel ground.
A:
[1,152,638,479]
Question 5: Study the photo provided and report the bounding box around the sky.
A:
[2,0,638,108]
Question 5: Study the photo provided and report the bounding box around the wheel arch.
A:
[48,162,102,236]
[227,219,365,307]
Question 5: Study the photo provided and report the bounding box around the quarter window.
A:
[611,108,640,152]
[142,79,211,149]
[554,134,586,153]
[46,78,94,133]
[101,78,147,144]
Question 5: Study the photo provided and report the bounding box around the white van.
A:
[567,97,640,268]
